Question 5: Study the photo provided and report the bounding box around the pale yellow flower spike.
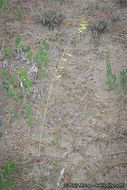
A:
[80,24,87,30]
[66,53,72,57]
[58,66,65,69]
[78,28,83,33]
[63,58,67,62]
[78,18,88,33]
[56,75,62,79]
[81,18,88,24]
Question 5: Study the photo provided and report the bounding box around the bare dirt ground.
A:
[0,0,127,189]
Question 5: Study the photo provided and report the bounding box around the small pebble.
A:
[89,76,93,80]
[2,59,8,68]
[16,56,19,60]
[22,57,27,61]
[26,61,30,65]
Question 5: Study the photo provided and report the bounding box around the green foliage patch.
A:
[0,162,16,190]
[106,48,118,90]
[23,101,33,124]
[1,36,50,125]
[27,40,49,78]
[120,68,127,91]
[106,48,127,92]
[1,69,33,123]
[0,0,8,11]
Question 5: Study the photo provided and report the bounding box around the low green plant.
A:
[1,69,33,123]
[33,41,49,65]
[1,70,8,80]
[70,36,76,44]
[15,34,21,49]
[23,101,33,124]
[2,70,20,101]
[27,50,33,62]
[0,161,16,190]
[44,40,49,51]
[0,0,8,11]
[120,68,127,91]
[15,34,28,52]
[19,44,28,52]
[3,48,13,63]
[16,9,22,19]
[1,35,34,124]
[6,87,20,101]
[2,70,32,96]
[2,37,27,63]
[27,41,49,78]
[10,74,17,85]
[19,69,32,93]
[105,48,127,93]
[105,48,118,90]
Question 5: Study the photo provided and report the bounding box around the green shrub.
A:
[23,101,33,124]
[120,68,127,91]
[0,162,16,190]
[0,0,8,11]
[105,48,118,90]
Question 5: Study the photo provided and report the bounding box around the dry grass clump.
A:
[42,9,64,30]
[91,18,108,37]
[116,0,127,7]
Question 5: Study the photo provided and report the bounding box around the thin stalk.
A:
[38,31,78,157]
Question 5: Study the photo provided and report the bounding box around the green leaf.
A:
[4,48,13,61]
[2,70,8,80]
[17,9,22,19]
[19,69,32,91]
[7,177,15,187]
[19,69,27,79]
[6,86,20,101]
[24,79,32,89]
[10,75,17,85]
[15,34,21,48]
[0,0,8,11]
[105,48,118,90]
[23,101,33,124]
[44,40,49,51]
[27,51,33,61]
[0,174,7,190]
[4,162,16,176]
[20,44,28,52]
[0,162,16,190]
[120,68,127,90]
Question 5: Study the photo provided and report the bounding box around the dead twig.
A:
[90,161,127,176]
[34,184,44,190]
[55,168,65,190]
[6,100,15,127]
[103,151,127,155]
[112,35,127,42]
